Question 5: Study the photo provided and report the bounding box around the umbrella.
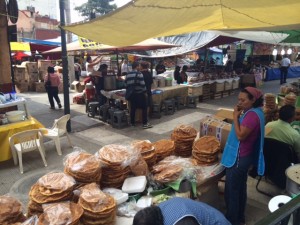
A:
[42,38,179,54]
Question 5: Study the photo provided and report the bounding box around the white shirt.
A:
[86,62,94,76]
[281,57,291,67]
[121,63,130,74]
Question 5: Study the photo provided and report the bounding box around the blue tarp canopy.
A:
[21,38,61,46]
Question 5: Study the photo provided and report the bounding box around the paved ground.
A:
[0,78,297,224]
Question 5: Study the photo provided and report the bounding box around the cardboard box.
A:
[199,115,231,150]
[72,81,85,93]
[15,81,28,93]
[215,109,234,124]
[27,72,39,82]
[25,62,38,73]
[13,66,26,81]
[35,82,46,93]
[38,60,55,72]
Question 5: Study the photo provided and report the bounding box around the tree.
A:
[74,0,117,20]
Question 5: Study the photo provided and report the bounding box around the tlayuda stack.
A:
[95,144,131,188]
[27,172,76,217]
[264,93,278,123]
[153,139,175,162]
[78,183,117,225]
[151,156,197,184]
[0,195,26,224]
[131,140,157,170]
[64,151,102,185]
[284,92,297,106]
[192,136,221,166]
[171,125,197,157]
[38,202,83,225]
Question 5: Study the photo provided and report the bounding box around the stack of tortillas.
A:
[153,139,175,162]
[95,144,131,188]
[264,93,278,123]
[192,136,221,166]
[152,156,197,184]
[0,195,26,224]
[27,172,76,217]
[64,151,102,185]
[38,202,83,225]
[171,125,197,157]
[78,183,117,225]
[131,140,157,170]
[284,93,297,106]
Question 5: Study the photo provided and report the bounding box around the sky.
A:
[69,0,131,23]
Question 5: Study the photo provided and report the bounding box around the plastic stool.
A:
[151,103,162,118]
[174,96,185,110]
[87,102,99,117]
[186,95,198,108]
[99,104,110,122]
[112,110,128,128]
[163,99,175,115]
[107,108,118,124]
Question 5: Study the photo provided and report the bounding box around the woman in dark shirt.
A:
[140,61,153,107]
[174,66,181,84]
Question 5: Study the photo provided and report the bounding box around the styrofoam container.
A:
[122,176,147,193]
[6,110,25,123]
[103,188,128,205]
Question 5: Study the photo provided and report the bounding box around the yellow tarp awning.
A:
[63,0,300,47]
[10,42,31,51]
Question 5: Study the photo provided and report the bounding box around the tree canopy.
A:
[74,0,117,20]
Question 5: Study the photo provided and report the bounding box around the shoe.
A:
[143,123,153,129]
[50,106,55,109]
[58,104,62,109]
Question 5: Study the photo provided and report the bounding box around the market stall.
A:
[0,97,44,162]
[265,65,300,81]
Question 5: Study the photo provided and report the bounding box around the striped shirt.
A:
[125,70,146,94]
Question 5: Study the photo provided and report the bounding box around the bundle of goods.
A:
[64,151,102,185]
[131,140,157,170]
[280,85,296,95]
[38,202,83,225]
[153,139,175,162]
[264,93,278,123]
[95,144,132,188]
[0,195,26,224]
[27,172,76,217]
[151,156,197,184]
[171,125,197,157]
[192,136,221,166]
[284,93,297,106]
[78,183,117,225]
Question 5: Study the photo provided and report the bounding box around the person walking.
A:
[280,54,291,84]
[45,66,62,109]
[125,61,152,129]
[221,87,265,225]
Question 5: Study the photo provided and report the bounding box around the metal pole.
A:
[59,0,71,132]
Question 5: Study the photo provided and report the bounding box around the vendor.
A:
[155,60,166,75]
[84,56,103,85]
[133,197,231,225]
[96,64,108,106]
[265,105,300,160]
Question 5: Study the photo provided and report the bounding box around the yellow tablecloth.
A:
[0,117,44,162]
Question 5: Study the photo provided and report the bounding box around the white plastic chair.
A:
[39,114,72,156]
[9,129,47,174]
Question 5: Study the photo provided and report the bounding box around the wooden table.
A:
[152,85,188,105]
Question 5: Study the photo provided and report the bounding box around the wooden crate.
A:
[25,62,38,73]
[13,66,26,82]
[188,85,203,96]
[224,80,233,91]
[232,79,240,89]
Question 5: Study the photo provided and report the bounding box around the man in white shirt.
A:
[280,55,291,84]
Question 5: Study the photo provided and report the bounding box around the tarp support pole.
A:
[59,0,71,132]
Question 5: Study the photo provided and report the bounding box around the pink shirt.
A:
[45,73,61,87]
[239,111,260,157]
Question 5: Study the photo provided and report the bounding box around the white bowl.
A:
[6,110,25,123]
